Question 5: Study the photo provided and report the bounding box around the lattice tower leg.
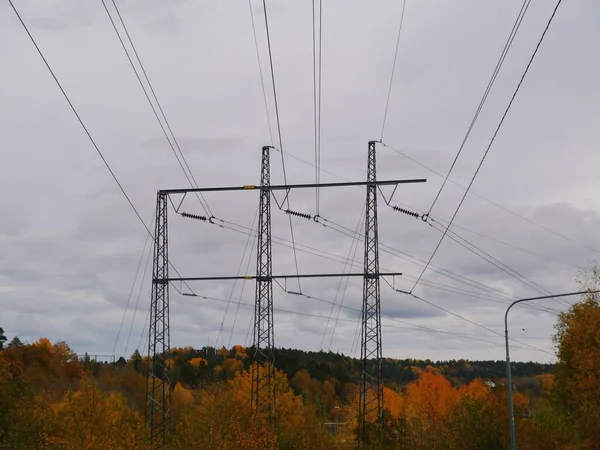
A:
[146,191,171,448]
[359,141,383,443]
[251,146,276,424]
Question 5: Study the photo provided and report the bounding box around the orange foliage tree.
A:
[553,269,600,447]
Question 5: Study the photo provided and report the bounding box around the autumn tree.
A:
[47,378,146,449]
[0,353,18,443]
[222,358,244,377]
[129,349,142,372]
[0,327,6,350]
[444,379,504,450]
[7,336,23,348]
[553,267,600,447]
[402,370,459,448]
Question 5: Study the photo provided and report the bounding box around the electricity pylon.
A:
[251,146,276,422]
[359,141,383,442]
[146,191,171,448]
[144,142,425,445]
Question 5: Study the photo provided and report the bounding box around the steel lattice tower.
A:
[359,141,383,442]
[251,146,276,422]
[146,192,171,448]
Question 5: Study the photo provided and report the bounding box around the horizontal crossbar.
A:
[159,179,426,194]
[157,272,402,282]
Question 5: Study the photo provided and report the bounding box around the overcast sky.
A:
[1,0,599,364]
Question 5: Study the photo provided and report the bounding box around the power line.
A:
[261,0,302,291]
[312,0,323,216]
[327,212,363,351]
[215,215,523,305]
[112,222,152,356]
[289,140,593,267]
[317,0,323,217]
[248,0,274,145]
[227,221,259,349]
[244,310,255,348]
[427,218,567,308]
[420,210,581,270]
[259,145,577,304]
[319,216,518,301]
[300,289,549,354]
[105,2,568,356]
[215,206,259,348]
[185,291,547,353]
[320,207,364,350]
[265,145,580,311]
[137,305,151,356]
[8,0,150,235]
[316,217,564,316]
[380,0,407,141]
[124,234,154,357]
[350,307,363,358]
[222,215,557,315]
[411,0,562,292]
[382,141,600,257]
[100,0,212,217]
[8,0,202,339]
[384,283,554,356]
[426,0,531,215]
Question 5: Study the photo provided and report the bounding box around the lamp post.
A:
[504,290,598,450]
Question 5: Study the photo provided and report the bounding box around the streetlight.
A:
[504,290,599,450]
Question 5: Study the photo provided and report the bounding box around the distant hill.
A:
[163,345,554,391]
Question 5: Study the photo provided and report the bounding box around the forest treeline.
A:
[167,345,553,389]
[1,286,598,449]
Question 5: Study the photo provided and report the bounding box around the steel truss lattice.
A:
[359,141,384,442]
[146,192,171,448]
[251,146,276,423]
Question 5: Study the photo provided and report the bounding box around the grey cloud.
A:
[2,0,599,364]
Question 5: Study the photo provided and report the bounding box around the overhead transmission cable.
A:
[8,0,150,235]
[389,206,565,309]
[215,206,259,349]
[112,219,153,356]
[326,211,364,351]
[397,202,581,269]
[208,286,547,353]
[380,0,407,141]
[105,0,296,345]
[382,141,600,258]
[215,215,527,306]
[269,143,583,278]
[312,0,323,216]
[227,224,259,349]
[8,0,200,336]
[258,144,579,295]
[316,217,559,315]
[124,236,154,357]
[382,281,553,356]
[100,0,212,217]
[319,207,364,350]
[268,287,551,355]
[317,0,322,216]
[261,0,302,291]
[137,306,151,357]
[380,199,564,310]
[426,218,568,308]
[318,217,517,301]
[411,0,563,292]
[248,0,274,145]
[425,0,531,216]
[287,140,600,262]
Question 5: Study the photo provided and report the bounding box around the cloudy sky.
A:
[1,0,599,364]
